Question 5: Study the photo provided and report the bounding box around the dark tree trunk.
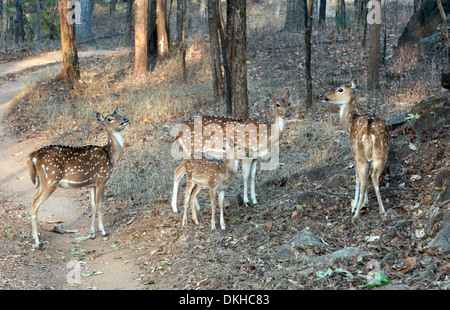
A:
[126,0,134,45]
[208,0,224,99]
[368,21,381,90]
[76,0,93,40]
[15,0,24,43]
[57,0,80,85]
[319,0,326,25]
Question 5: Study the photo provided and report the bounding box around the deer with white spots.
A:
[182,138,253,230]
[319,81,390,218]
[172,88,291,213]
[26,107,130,249]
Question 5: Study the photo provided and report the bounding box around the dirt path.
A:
[0,49,143,290]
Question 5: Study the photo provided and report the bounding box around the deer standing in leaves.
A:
[172,89,291,213]
[182,138,253,230]
[319,81,390,218]
[27,107,130,248]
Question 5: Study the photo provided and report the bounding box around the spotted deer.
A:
[172,88,291,213]
[182,138,252,230]
[319,81,390,218]
[26,107,130,248]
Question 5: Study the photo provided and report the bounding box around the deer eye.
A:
[276,103,280,107]
[337,88,344,93]
[107,117,113,122]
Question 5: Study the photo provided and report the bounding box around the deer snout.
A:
[122,117,130,125]
[318,93,328,101]
[284,111,291,118]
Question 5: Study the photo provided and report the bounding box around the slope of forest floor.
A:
[0,2,449,291]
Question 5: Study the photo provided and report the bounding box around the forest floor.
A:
[0,2,449,294]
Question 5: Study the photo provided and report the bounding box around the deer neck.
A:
[270,111,285,143]
[224,158,240,181]
[105,130,124,165]
[339,97,357,134]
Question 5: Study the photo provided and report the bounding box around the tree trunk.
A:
[148,0,158,69]
[367,16,381,90]
[305,0,313,109]
[208,0,224,99]
[76,0,93,40]
[110,0,117,14]
[232,0,248,119]
[180,0,187,81]
[2,0,7,44]
[57,0,80,85]
[126,0,134,45]
[15,0,24,43]
[319,0,326,25]
[156,0,169,56]
[135,0,149,76]
[176,0,184,47]
[336,0,346,29]
[395,0,450,70]
[36,0,42,42]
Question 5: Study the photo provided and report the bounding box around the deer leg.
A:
[352,167,360,213]
[172,162,186,213]
[249,159,258,205]
[88,187,98,239]
[371,159,387,215]
[30,185,57,249]
[354,161,369,219]
[189,184,201,225]
[209,187,217,230]
[241,158,252,206]
[218,190,226,230]
[182,181,195,227]
[96,183,108,237]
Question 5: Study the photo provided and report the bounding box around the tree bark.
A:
[231,0,248,119]
[3,0,8,44]
[76,0,93,40]
[15,0,24,43]
[126,0,134,45]
[305,0,313,109]
[180,0,187,81]
[156,0,169,56]
[36,0,42,42]
[368,17,381,90]
[208,0,224,98]
[135,0,149,76]
[319,0,326,25]
[57,0,80,85]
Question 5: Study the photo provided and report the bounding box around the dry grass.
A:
[5,0,445,215]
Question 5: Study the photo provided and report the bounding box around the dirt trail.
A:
[0,49,143,290]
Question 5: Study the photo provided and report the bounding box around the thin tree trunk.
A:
[180,0,187,81]
[36,0,42,42]
[232,0,248,119]
[367,14,380,90]
[126,0,134,45]
[135,0,149,75]
[57,0,80,84]
[305,0,313,109]
[2,0,7,44]
[437,0,450,66]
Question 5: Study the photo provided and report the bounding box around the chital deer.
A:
[172,88,291,213]
[26,107,130,248]
[182,138,252,230]
[319,81,390,218]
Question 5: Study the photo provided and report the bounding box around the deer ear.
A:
[283,88,290,101]
[113,106,120,115]
[95,112,105,123]
[269,93,277,102]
